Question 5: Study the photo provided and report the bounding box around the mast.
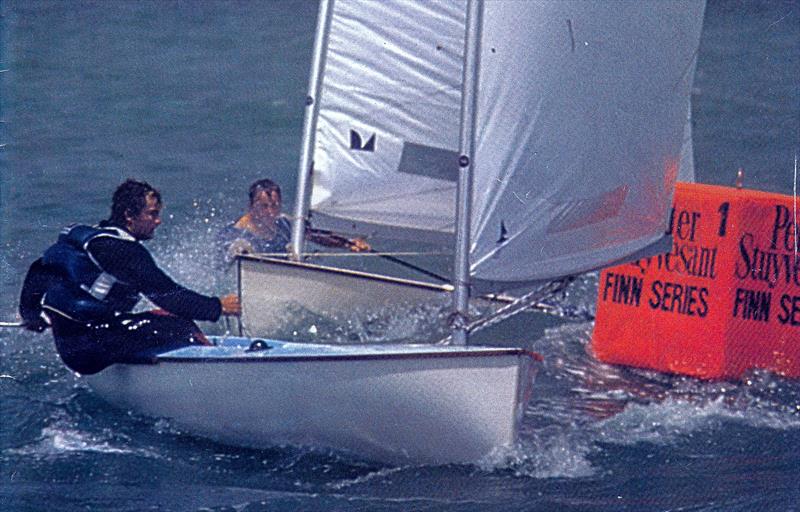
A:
[290,0,335,261]
[452,0,483,346]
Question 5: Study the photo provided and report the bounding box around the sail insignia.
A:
[350,130,376,152]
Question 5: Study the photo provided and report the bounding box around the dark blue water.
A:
[2,1,799,511]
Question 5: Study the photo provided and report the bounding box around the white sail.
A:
[310,0,465,240]
[307,0,705,286]
[469,1,705,285]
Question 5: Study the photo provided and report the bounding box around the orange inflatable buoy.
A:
[592,182,800,379]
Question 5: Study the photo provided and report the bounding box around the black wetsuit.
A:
[24,222,222,375]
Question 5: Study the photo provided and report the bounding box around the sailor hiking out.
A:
[19,179,241,374]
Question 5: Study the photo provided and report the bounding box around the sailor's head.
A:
[248,179,282,224]
[110,179,163,240]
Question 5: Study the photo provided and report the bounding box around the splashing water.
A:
[248,297,455,345]
[10,423,159,459]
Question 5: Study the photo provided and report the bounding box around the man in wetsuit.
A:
[216,178,370,264]
[19,179,240,375]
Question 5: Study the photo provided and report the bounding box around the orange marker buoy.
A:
[592,182,800,379]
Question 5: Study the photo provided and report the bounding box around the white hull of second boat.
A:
[237,255,526,336]
[85,338,538,464]
[238,255,451,335]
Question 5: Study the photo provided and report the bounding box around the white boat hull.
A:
[85,337,538,464]
[238,255,451,335]
[237,255,528,336]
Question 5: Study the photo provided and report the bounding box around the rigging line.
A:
[435,278,578,345]
[308,229,452,283]
[766,11,791,30]
[794,151,798,261]
[247,251,446,258]
[242,248,450,282]
[672,46,700,91]
[372,252,449,283]
[468,279,571,333]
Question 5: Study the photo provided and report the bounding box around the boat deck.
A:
[148,337,538,364]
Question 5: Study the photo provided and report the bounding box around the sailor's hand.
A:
[220,293,241,316]
[227,239,255,258]
[348,237,371,252]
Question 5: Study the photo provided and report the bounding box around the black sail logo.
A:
[350,129,376,152]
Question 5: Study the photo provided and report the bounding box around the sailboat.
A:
[86,0,705,464]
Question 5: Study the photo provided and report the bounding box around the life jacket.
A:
[41,224,141,322]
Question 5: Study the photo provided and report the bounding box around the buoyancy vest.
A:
[41,224,142,322]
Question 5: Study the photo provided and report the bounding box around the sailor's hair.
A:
[109,179,161,225]
[248,179,281,206]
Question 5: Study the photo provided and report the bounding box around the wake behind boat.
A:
[86,337,538,464]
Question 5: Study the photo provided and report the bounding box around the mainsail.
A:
[309,0,466,240]
[301,0,705,288]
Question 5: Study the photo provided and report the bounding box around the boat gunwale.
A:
[238,254,453,292]
[128,347,543,365]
